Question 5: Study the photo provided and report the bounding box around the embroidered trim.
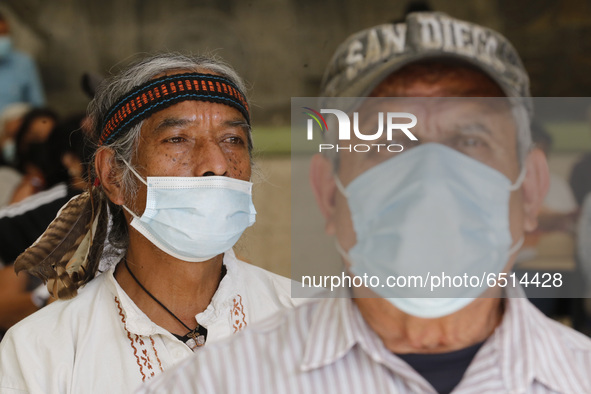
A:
[150,336,164,372]
[115,296,146,381]
[231,294,247,333]
[99,73,250,146]
[114,296,163,381]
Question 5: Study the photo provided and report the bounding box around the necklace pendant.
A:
[124,259,209,351]
[185,333,206,350]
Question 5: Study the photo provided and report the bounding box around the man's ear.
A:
[309,154,338,235]
[521,147,550,232]
[95,148,126,206]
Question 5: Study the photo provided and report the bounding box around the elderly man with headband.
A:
[139,12,591,394]
[0,53,299,393]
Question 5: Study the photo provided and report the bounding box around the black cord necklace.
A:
[124,259,207,350]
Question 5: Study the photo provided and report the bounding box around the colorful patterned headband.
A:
[99,73,250,146]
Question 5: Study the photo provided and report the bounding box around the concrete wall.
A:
[1,0,590,122]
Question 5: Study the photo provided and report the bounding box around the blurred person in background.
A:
[576,190,591,334]
[572,110,591,334]
[0,102,30,166]
[0,113,88,266]
[0,12,44,113]
[0,114,89,338]
[569,106,591,209]
[517,121,579,319]
[10,108,59,203]
[0,103,30,206]
[531,122,578,230]
[569,154,591,207]
[519,121,578,262]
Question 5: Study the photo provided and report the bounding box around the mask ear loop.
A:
[120,157,148,187]
[507,165,527,254]
[508,236,524,256]
[509,165,527,191]
[334,239,353,263]
[332,176,356,267]
[121,204,141,220]
[334,175,348,197]
[118,157,147,218]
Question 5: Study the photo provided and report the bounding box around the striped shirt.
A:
[138,288,591,394]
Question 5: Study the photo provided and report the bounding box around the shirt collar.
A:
[301,297,414,371]
[103,264,164,337]
[300,298,356,371]
[103,249,241,336]
[195,249,240,327]
[300,297,439,392]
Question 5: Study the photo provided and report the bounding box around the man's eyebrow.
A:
[457,122,493,135]
[225,119,251,132]
[152,117,192,134]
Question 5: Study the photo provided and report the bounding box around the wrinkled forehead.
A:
[370,59,506,98]
[140,99,249,134]
[356,96,516,127]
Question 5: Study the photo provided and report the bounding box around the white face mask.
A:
[335,143,525,319]
[121,160,256,262]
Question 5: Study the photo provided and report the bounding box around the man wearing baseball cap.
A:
[139,12,591,394]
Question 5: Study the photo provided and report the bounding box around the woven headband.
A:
[99,73,250,146]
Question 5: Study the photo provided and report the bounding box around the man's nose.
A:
[193,142,229,177]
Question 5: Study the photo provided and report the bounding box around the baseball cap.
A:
[320,12,531,111]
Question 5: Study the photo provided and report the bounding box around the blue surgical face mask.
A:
[335,143,525,319]
[121,160,256,262]
[0,36,12,59]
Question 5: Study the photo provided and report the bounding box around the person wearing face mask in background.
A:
[0,115,88,339]
[138,12,591,394]
[0,102,30,166]
[0,53,301,394]
[0,12,44,114]
[0,114,88,268]
[9,107,59,203]
[0,102,30,206]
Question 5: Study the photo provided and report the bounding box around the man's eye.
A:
[165,136,185,143]
[224,136,244,145]
[460,136,486,148]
